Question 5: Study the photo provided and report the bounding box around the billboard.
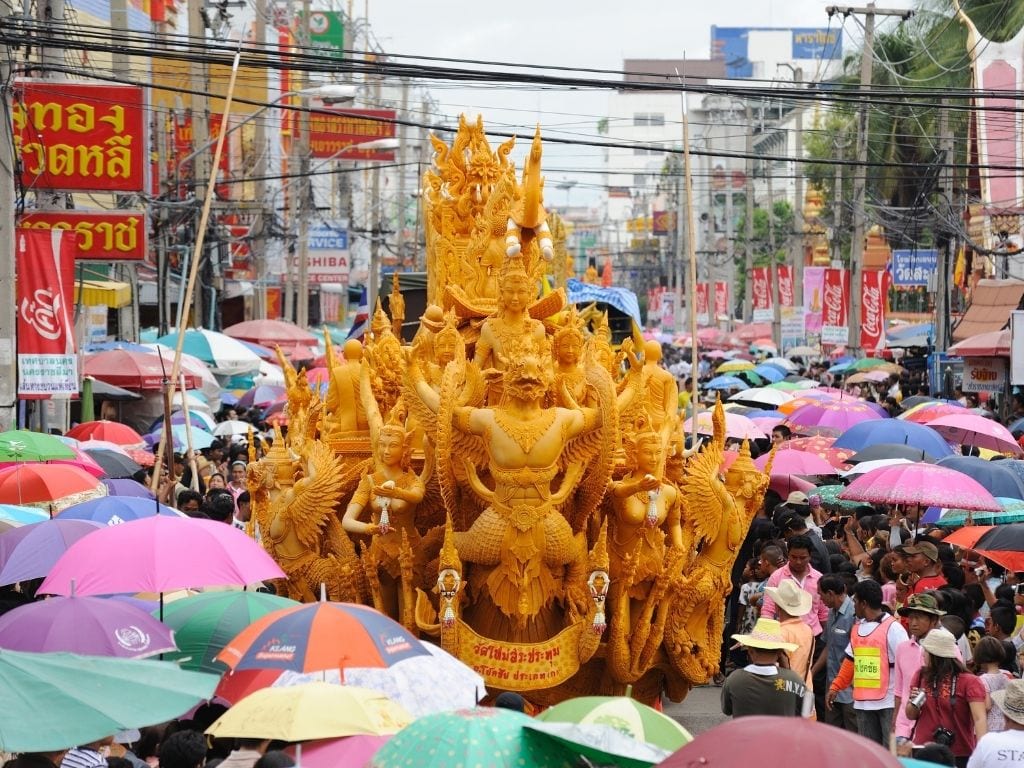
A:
[18,211,147,261]
[711,27,842,78]
[891,249,938,287]
[300,223,350,284]
[308,108,396,160]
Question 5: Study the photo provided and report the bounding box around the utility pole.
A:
[294,0,312,329]
[0,0,16,430]
[935,99,952,352]
[832,139,844,265]
[188,0,209,327]
[827,4,914,354]
[252,0,267,320]
[394,78,410,267]
[743,102,755,322]
[674,157,686,334]
[791,67,805,316]
[367,72,384,314]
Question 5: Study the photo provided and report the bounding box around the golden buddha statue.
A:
[637,340,679,457]
[324,339,369,434]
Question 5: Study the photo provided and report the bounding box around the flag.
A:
[346,286,369,340]
[859,269,890,352]
[751,267,772,322]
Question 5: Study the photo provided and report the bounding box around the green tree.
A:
[733,199,794,303]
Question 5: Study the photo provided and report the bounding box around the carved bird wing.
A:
[560,363,617,532]
[281,441,347,551]
[436,356,488,529]
[679,439,729,545]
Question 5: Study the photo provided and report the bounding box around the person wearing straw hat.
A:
[968,679,1024,767]
[766,579,815,717]
[721,617,808,718]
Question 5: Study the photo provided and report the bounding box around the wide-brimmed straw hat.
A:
[992,679,1024,726]
[731,618,799,652]
[765,579,812,617]
[920,627,958,659]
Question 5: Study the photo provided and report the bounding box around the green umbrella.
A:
[154,591,298,674]
[815,484,867,512]
[768,381,805,391]
[934,498,1024,528]
[523,721,671,768]
[535,693,691,752]
[369,708,570,768]
[0,648,218,751]
[0,430,75,462]
[848,357,891,372]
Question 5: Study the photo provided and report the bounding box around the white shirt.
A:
[966,729,1024,768]
[842,615,910,711]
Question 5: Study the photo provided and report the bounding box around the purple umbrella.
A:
[102,478,156,499]
[0,519,103,586]
[0,594,176,658]
[237,385,285,409]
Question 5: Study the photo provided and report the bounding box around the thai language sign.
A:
[891,249,938,287]
[13,81,147,192]
[962,357,1006,393]
[308,108,396,160]
[19,211,147,261]
[455,619,586,691]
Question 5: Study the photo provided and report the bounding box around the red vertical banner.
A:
[821,268,850,346]
[714,281,729,320]
[266,287,282,320]
[695,283,710,326]
[859,269,890,352]
[751,266,772,321]
[777,265,795,308]
[16,230,78,396]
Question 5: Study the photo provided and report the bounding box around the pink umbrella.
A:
[899,403,965,424]
[926,413,1023,457]
[750,414,784,431]
[39,515,285,596]
[786,400,883,434]
[286,735,391,768]
[839,463,1002,512]
[683,412,767,441]
[769,474,817,498]
[755,448,837,476]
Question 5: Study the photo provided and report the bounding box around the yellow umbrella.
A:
[716,360,755,374]
[205,682,412,741]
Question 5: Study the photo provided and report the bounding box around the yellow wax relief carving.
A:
[854,646,883,688]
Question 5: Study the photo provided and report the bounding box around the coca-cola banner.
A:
[695,283,710,326]
[777,265,795,308]
[751,267,772,322]
[859,269,890,352]
[821,267,850,346]
[714,281,729,320]
[16,229,78,396]
[803,266,825,334]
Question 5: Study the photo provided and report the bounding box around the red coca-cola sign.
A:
[696,282,710,320]
[821,268,849,345]
[777,265,795,308]
[859,269,889,351]
[715,281,729,318]
[751,267,771,321]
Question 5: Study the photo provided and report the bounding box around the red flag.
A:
[696,283,710,325]
[859,269,890,352]
[16,229,78,396]
[751,266,772,321]
[821,268,850,346]
[777,265,795,308]
[714,281,729,319]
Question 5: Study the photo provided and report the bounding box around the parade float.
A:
[246,116,772,705]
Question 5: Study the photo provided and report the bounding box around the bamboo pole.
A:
[151,52,242,492]
[681,70,700,448]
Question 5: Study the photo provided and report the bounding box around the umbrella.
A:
[155,329,262,377]
[715,360,754,374]
[683,412,766,441]
[102,478,156,499]
[846,370,890,385]
[0,503,49,532]
[82,350,202,391]
[941,525,994,550]
[777,391,840,415]
[39,515,285,596]
[238,384,287,409]
[972,524,1024,571]
[754,448,837,476]
[306,367,332,389]
[900,396,954,411]
[785,435,855,469]
[0,595,176,658]
[815,484,869,512]
[523,721,671,768]
[735,370,766,387]
[156,591,299,675]
[948,329,1010,357]
[207,682,411,741]
[0,464,104,508]
[58,496,180,526]
[847,358,901,373]
[898,402,965,424]
[213,420,253,438]
[786,345,820,357]
[0,519,103,585]
[66,420,145,446]
[536,694,691,752]
[785,400,883,434]
[848,444,937,464]
[933,498,1024,528]
[704,375,749,391]
[934,456,1024,500]
[927,414,1023,457]
[839,463,1002,512]
[751,364,786,383]
[0,430,76,462]
[0,649,217,752]
[147,411,218,434]
[656,715,899,768]
[222,319,317,346]
[284,736,392,768]
[841,458,914,477]
[368,708,568,768]
[728,387,793,408]
[145,425,215,451]
[832,420,955,458]
[82,449,143,479]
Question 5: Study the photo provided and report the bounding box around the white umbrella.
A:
[683,411,767,441]
[141,344,222,412]
[253,360,286,387]
[761,357,799,372]
[728,387,794,408]
[213,420,253,438]
[786,346,820,358]
[840,458,914,477]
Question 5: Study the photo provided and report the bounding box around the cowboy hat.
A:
[992,679,1024,726]
[731,618,799,652]
[765,579,812,617]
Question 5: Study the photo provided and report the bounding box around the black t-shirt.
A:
[721,666,807,718]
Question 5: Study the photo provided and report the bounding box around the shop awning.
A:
[952,279,1024,341]
[74,280,132,309]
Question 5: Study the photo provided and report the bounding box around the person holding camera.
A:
[905,627,987,768]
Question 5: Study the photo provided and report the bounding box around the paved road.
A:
[664,684,728,735]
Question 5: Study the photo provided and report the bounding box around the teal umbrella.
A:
[0,430,75,462]
[0,648,218,751]
[934,497,1024,528]
[815,484,866,512]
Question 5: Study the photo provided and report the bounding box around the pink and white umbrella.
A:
[785,400,884,435]
[755,448,837,476]
[839,463,1002,512]
[683,412,766,441]
[926,413,1023,457]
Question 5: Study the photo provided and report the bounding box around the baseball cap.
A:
[901,541,939,561]
[785,491,809,508]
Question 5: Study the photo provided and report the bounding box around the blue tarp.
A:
[565,279,643,329]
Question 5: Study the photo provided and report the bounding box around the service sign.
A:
[298,224,350,284]
[308,108,396,160]
[962,357,1007,393]
[13,80,147,192]
[18,211,147,261]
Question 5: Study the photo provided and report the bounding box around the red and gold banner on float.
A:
[308,108,396,159]
[821,267,850,346]
[455,619,585,691]
[16,230,78,396]
[714,281,729,320]
[13,81,147,192]
[751,266,772,322]
[18,211,147,261]
[860,269,890,352]
[777,265,795,308]
[695,282,710,326]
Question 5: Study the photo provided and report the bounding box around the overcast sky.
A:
[363,0,918,206]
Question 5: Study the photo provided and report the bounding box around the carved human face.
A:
[636,439,661,474]
[499,276,532,311]
[555,334,582,366]
[377,431,405,467]
[434,332,458,364]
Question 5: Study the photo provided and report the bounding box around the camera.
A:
[975,567,986,578]
[933,727,955,747]
[1015,583,1024,595]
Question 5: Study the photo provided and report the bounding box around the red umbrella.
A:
[942,525,993,551]
[222,319,317,346]
[67,421,145,447]
[0,464,103,505]
[306,368,331,388]
[948,329,1010,357]
[900,402,964,424]
[734,322,772,342]
[83,350,201,391]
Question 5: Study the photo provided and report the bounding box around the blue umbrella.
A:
[751,365,785,383]
[0,504,49,529]
[832,420,954,457]
[83,340,153,354]
[747,409,786,420]
[236,339,274,359]
[60,497,181,526]
[148,411,217,434]
[220,392,240,407]
[705,376,749,391]
[1007,416,1024,435]
[935,456,1024,500]
[145,425,215,451]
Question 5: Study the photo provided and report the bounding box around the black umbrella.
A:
[82,449,143,479]
[847,443,937,464]
[936,455,1024,501]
